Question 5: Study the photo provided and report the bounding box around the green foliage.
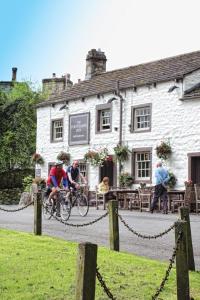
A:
[119,172,133,187]
[168,171,177,188]
[84,148,109,166]
[114,144,130,161]
[0,168,34,189]
[156,141,172,160]
[0,82,44,171]
[22,175,34,192]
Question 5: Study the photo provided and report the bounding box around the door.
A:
[99,158,115,186]
[191,156,200,184]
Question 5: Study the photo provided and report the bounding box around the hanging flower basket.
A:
[84,148,109,167]
[156,141,172,160]
[57,151,70,164]
[31,153,44,165]
[114,144,130,162]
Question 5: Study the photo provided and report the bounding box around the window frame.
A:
[96,103,112,134]
[51,118,64,143]
[132,147,152,184]
[78,160,89,179]
[131,104,152,133]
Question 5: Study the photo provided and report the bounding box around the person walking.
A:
[150,161,170,214]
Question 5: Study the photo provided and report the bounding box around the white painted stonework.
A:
[36,70,200,190]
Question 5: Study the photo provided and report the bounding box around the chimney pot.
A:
[12,67,17,81]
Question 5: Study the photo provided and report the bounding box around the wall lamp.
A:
[59,101,69,110]
[168,85,179,93]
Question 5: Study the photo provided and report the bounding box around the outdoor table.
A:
[167,189,185,212]
[109,188,138,209]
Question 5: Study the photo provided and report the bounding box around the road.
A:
[0,205,200,270]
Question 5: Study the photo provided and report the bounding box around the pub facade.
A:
[36,49,200,190]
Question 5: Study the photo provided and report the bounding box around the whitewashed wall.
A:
[37,71,200,190]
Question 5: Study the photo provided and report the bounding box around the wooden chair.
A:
[138,187,153,212]
[95,186,107,210]
[194,184,200,213]
[127,193,140,210]
[170,194,185,213]
[184,186,196,212]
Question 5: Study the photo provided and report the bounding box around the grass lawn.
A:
[0,229,199,300]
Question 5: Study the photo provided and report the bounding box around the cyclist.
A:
[66,160,87,190]
[46,161,68,216]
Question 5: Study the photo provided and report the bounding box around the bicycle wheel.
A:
[42,197,54,220]
[77,194,89,216]
[60,197,71,221]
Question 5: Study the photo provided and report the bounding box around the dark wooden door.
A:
[191,157,200,184]
[100,160,114,186]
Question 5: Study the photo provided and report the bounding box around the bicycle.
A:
[64,185,89,217]
[42,189,71,221]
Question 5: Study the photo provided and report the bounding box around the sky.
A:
[1,0,200,87]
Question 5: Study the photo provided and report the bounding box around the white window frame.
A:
[52,119,63,142]
[132,104,151,132]
[132,148,152,183]
[100,109,111,131]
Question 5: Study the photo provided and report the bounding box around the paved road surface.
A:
[0,205,200,270]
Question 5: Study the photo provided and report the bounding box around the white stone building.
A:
[36,49,200,190]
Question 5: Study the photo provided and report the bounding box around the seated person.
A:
[98,177,110,194]
[98,177,115,201]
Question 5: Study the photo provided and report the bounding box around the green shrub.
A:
[22,175,34,192]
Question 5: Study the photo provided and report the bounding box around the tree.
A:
[0,82,44,171]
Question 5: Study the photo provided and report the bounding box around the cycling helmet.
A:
[55,160,63,166]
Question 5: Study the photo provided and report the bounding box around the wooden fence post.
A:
[179,206,195,271]
[175,220,190,300]
[108,200,119,251]
[34,192,42,235]
[75,242,97,300]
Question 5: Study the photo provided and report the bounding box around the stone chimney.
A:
[85,49,107,80]
[12,67,17,81]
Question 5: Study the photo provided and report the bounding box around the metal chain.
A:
[53,211,108,227]
[151,227,182,299]
[117,211,175,239]
[0,201,34,212]
[96,267,117,300]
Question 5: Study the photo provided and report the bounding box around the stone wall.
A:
[0,188,23,204]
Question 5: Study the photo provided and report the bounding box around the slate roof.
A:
[38,50,200,107]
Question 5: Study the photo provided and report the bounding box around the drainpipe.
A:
[115,81,124,179]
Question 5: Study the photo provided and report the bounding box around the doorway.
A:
[188,153,200,184]
[99,157,116,187]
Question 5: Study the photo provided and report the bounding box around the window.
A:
[131,104,151,132]
[132,149,152,182]
[96,103,112,133]
[51,119,63,142]
[79,161,88,179]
